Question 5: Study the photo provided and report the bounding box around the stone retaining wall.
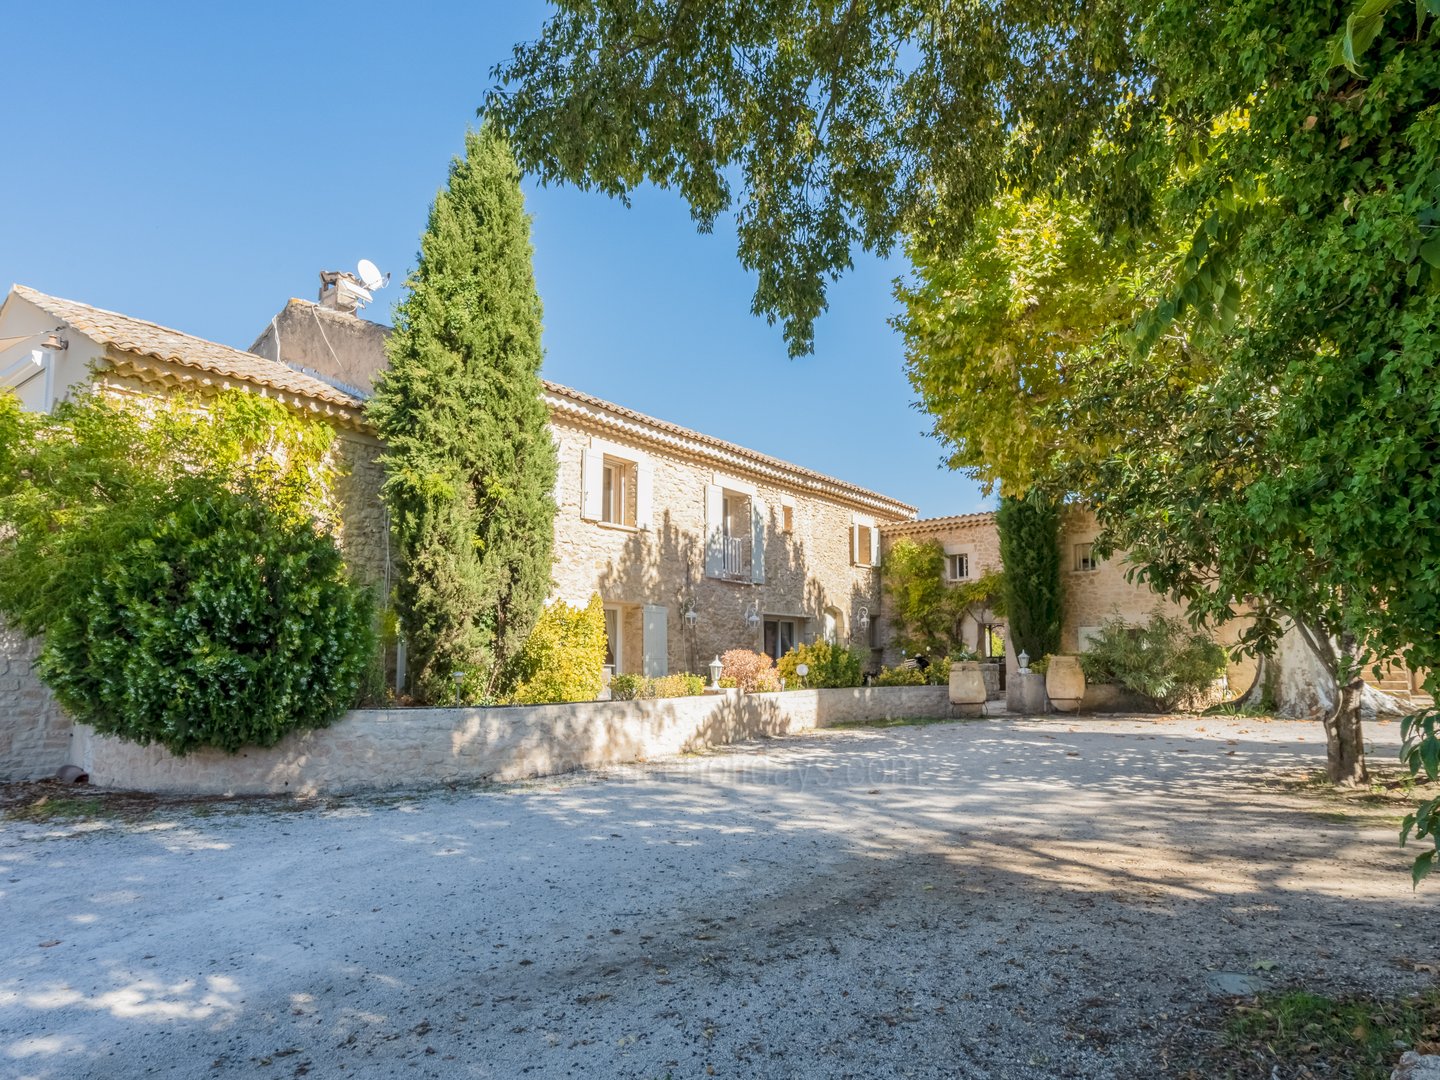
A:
[0,622,72,780]
[69,685,953,796]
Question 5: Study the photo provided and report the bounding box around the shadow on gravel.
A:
[2,718,1428,1079]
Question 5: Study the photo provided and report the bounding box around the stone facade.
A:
[877,513,1004,665]
[0,621,73,779]
[882,508,1260,697]
[68,686,954,795]
[548,405,911,680]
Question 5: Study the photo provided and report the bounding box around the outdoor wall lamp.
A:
[0,324,68,354]
[856,605,871,633]
[682,599,699,630]
[744,601,761,630]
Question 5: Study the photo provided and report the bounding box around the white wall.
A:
[0,294,106,411]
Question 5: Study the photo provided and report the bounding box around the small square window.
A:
[946,553,970,581]
[1073,542,1097,572]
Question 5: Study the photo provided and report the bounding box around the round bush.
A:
[37,480,375,755]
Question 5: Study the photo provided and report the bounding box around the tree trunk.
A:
[1322,677,1369,787]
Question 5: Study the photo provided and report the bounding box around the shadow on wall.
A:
[594,509,876,672]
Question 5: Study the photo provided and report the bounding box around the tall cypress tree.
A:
[368,124,557,703]
[996,493,1062,661]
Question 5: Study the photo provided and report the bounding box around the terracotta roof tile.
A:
[11,285,362,410]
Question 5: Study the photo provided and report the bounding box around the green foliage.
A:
[880,538,1005,659]
[488,0,1139,355]
[720,649,780,693]
[995,495,1061,662]
[1400,706,1440,886]
[775,639,864,689]
[507,594,607,705]
[368,123,558,705]
[1215,989,1440,1080]
[896,192,1143,493]
[0,390,375,755]
[608,673,644,701]
[609,672,708,700]
[1078,613,1228,712]
[873,665,927,687]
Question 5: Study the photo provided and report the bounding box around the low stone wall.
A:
[70,685,953,796]
[0,623,73,780]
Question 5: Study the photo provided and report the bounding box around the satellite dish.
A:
[357,259,387,291]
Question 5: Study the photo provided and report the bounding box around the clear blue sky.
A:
[2,1,989,518]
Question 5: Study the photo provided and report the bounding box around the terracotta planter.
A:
[1045,655,1086,713]
[948,661,987,715]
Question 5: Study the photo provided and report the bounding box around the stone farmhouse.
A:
[1,281,1423,782]
[0,285,913,700]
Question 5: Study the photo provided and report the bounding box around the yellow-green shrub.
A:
[874,665,927,686]
[507,593,607,704]
[776,639,865,688]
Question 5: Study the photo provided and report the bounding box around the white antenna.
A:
[357,259,388,293]
[317,259,388,314]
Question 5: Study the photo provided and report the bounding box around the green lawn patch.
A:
[1180,989,1440,1079]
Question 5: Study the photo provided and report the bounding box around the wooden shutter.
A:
[704,484,724,577]
[581,448,604,521]
[850,523,860,566]
[751,497,766,583]
[636,457,654,529]
[642,605,668,677]
[870,525,882,568]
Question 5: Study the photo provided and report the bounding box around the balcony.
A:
[718,535,752,581]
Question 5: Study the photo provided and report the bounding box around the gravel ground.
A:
[1,715,1434,1080]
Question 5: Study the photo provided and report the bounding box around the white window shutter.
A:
[704,484,724,577]
[642,605,668,677]
[636,457,654,529]
[581,448,603,520]
[751,497,766,583]
[851,523,860,566]
[870,525,881,568]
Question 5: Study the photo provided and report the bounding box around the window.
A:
[705,480,763,582]
[764,618,797,660]
[947,553,970,581]
[1073,542,1097,572]
[583,441,651,528]
[851,520,880,568]
[603,606,622,674]
[601,456,637,526]
[782,504,794,533]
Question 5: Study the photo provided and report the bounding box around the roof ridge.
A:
[540,379,917,517]
[14,284,236,347]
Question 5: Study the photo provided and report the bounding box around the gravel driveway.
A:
[1,716,1432,1079]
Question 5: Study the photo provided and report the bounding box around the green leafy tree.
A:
[0,390,374,755]
[369,124,558,704]
[995,495,1061,663]
[491,0,1440,869]
[487,0,1140,356]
